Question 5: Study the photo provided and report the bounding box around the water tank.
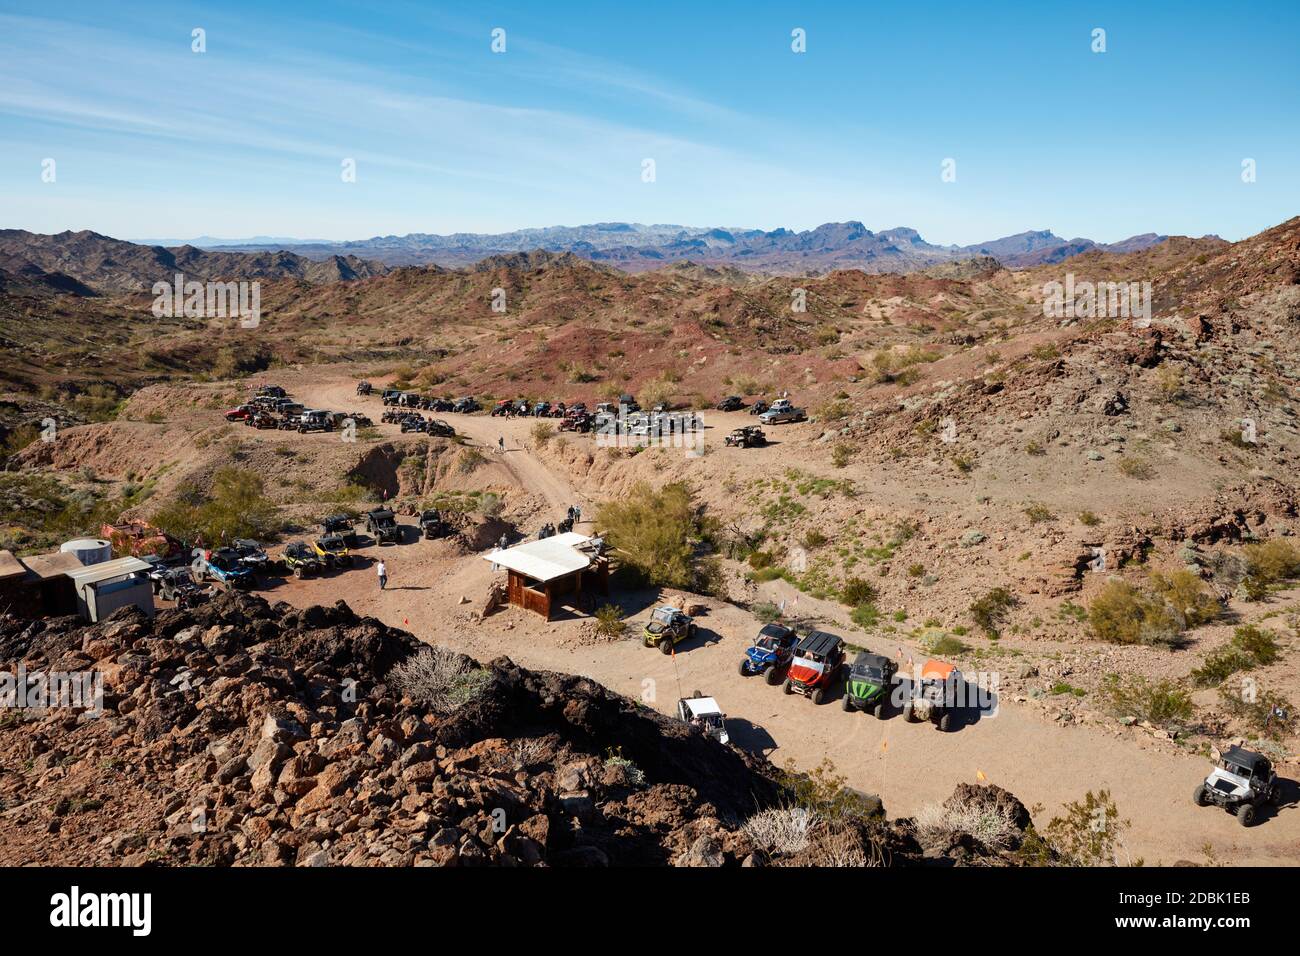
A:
[60,538,113,566]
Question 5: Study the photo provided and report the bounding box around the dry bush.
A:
[390,646,490,715]
[743,806,816,856]
[530,421,555,446]
[803,824,869,867]
[1148,568,1220,627]
[915,795,1020,849]
[1088,580,1185,646]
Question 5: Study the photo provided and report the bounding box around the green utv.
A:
[842,651,897,718]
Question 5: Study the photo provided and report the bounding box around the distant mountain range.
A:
[0,222,1184,298]
[136,221,1173,275]
[0,229,386,295]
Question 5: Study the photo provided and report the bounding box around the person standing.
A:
[497,435,505,454]
[489,545,501,572]
[376,559,388,590]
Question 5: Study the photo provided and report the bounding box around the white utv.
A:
[677,693,730,745]
[1193,745,1280,827]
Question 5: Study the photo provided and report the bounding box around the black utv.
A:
[366,508,401,544]
[321,514,357,546]
[419,509,453,539]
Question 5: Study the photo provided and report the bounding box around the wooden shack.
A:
[484,532,609,620]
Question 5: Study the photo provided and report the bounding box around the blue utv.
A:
[739,622,798,684]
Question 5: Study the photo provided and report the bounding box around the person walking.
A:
[376,559,388,590]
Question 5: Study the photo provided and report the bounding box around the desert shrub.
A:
[915,795,1021,850]
[781,758,880,822]
[1099,674,1194,726]
[1240,538,1300,598]
[830,442,854,468]
[850,603,881,629]
[1023,502,1055,524]
[530,421,555,446]
[476,492,503,517]
[743,806,816,855]
[593,604,625,640]
[390,647,490,714]
[969,587,1018,638]
[596,481,717,592]
[1147,568,1219,627]
[1154,365,1185,403]
[603,748,646,787]
[747,549,774,569]
[800,529,828,550]
[1077,510,1101,526]
[751,601,782,624]
[1117,457,1155,480]
[150,467,276,544]
[840,577,877,606]
[1217,681,1294,739]
[817,399,851,422]
[1039,790,1133,867]
[930,634,970,656]
[456,447,487,475]
[1088,580,1185,646]
[638,374,677,410]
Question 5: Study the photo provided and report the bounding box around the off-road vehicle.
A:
[739,622,798,683]
[783,630,845,704]
[677,693,730,745]
[231,538,273,575]
[419,509,453,539]
[224,404,254,422]
[249,410,279,429]
[560,411,592,432]
[425,419,455,438]
[312,534,356,569]
[193,547,256,590]
[281,541,323,578]
[1193,745,1280,827]
[642,605,696,655]
[715,395,743,411]
[452,397,480,413]
[903,659,958,731]
[320,514,357,546]
[724,425,767,448]
[366,508,401,544]
[356,381,372,395]
[749,399,770,415]
[149,564,192,598]
[381,388,403,405]
[255,385,286,399]
[399,416,427,433]
[491,400,511,417]
[843,652,898,718]
[758,399,807,424]
[298,410,335,433]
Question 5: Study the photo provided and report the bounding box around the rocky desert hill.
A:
[0,594,1040,867]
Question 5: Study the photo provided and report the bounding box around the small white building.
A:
[65,556,155,622]
[482,532,609,619]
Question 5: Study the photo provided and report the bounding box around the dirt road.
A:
[273,376,1300,865]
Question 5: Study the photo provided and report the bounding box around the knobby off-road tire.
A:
[812,687,826,705]
[1237,804,1256,827]
[1193,784,1209,807]
[783,678,793,695]
[938,712,953,732]
[903,701,917,723]
[739,660,750,677]
[765,667,782,686]
[842,694,853,712]
[660,639,673,655]
[874,702,888,720]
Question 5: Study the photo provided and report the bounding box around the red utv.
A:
[782,630,846,705]
[224,405,254,422]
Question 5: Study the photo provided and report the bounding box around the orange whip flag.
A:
[976,769,987,782]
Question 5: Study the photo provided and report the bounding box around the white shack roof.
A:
[484,532,595,583]
[65,556,151,587]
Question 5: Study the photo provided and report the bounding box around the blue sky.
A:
[1,0,1296,244]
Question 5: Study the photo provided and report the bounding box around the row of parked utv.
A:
[738,623,960,729]
[376,387,480,414]
[226,385,371,433]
